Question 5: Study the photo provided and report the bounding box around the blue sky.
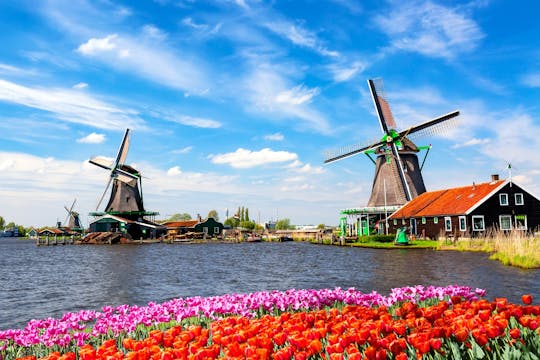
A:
[1,0,540,228]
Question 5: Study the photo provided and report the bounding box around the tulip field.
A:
[1,285,539,359]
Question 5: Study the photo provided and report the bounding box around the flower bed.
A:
[2,286,539,359]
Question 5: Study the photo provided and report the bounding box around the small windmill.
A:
[64,198,82,229]
[89,129,145,214]
[325,78,459,207]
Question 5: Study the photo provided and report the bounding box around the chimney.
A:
[491,174,499,181]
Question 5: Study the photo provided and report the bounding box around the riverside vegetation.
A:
[333,231,540,269]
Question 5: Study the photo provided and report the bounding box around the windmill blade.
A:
[324,139,386,164]
[63,206,70,226]
[89,157,113,170]
[399,110,460,140]
[116,172,138,187]
[369,79,396,133]
[389,141,412,202]
[115,129,131,167]
[96,175,113,211]
[69,199,77,213]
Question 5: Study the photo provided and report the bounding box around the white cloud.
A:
[246,66,331,133]
[522,73,540,87]
[276,85,320,105]
[142,25,167,41]
[209,148,298,168]
[77,132,106,144]
[77,34,118,55]
[171,146,193,154]
[73,82,88,89]
[264,133,284,141]
[452,137,491,149]
[295,163,326,174]
[167,166,182,176]
[76,33,210,94]
[0,79,145,130]
[171,115,221,128]
[329,61,365,83]
[374,1,484,59]
[263,20,339,57]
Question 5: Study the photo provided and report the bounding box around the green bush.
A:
[357,234,395,243]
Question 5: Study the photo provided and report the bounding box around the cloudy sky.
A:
[1,0,540,228]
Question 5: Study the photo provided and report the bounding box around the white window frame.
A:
[393,219,397,226]
[499,193,509,206]
[433,217,438,224]
[421,217,426,224]
[471,215,485,231]
[499,215,512,231]
[214,226,220,234]
[515,193,524,206]
[514,215,527,230]
[444,217,452,232]
[459,216,467,232]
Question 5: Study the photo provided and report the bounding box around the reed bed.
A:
[439,230,540,268]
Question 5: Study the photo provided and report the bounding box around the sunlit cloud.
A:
[374,1,484,59]
[0,79,145,130]
[77,132,106,144]
[209,148,298,168]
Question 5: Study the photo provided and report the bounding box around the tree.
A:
[276,218,292,230]
[240,220,256,230]
[207,210,219,221]
[0,216,4,230]
[317,224,325,230]
[245,208,250,222]
[163,213,192,222]
[224,217,239,228]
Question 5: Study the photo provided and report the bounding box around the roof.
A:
[162,220,199,228]
[389,179,507,218]
[90,214,166,229]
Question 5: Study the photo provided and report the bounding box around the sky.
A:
[1,0,540,228]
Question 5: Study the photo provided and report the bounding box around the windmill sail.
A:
[324,78,460,208]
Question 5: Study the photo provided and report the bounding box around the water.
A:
[1,238,539,330]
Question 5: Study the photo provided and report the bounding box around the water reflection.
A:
[1,239,538,330]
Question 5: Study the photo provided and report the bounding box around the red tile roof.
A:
[162,220,199,228]
[390,179,507,218]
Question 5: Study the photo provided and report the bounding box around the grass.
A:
[439,230,540,269]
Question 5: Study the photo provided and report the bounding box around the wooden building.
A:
[163,218,224,239]
[388,175,540,239]
[89,214,166,240]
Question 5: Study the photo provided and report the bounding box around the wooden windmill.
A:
[325,79,459,208]
[89,129,145,215]
[64,198,82,229]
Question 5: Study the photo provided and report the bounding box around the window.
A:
[444,217,452,232]
[459,216,466,232]
[203,227,208,234]
[410,218,417,235]
[472,216,485,231]
[515,193,524,205]
[433,217,438,224]
[499,193,508,206]
[214,227,220,234]
[402,218,406,225]
[515,215,527,230]
[421,217,426,224]
[393,219,397,226]
[499,215,512,231]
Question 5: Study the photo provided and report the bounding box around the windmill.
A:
[89,129,145,214]
[64,198,82,229]
[325,78,459,208]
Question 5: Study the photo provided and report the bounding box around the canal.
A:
[1,238,539,330]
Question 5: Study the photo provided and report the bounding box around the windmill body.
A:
[64,199,83,232]
[325,78,459,236]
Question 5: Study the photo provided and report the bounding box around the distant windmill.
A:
[325,78,460,207]
[89,129,145,214]
[64,198,82,229]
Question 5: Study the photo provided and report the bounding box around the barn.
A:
[387,175,540,239]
